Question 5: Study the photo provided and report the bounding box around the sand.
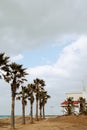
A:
[0,115,87,130]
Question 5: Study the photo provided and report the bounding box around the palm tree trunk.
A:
[39,101,42,119]
[30,103,33,123]
[22,102,25,124]
[11,94,15,129]
[36,98,38,120]
[43,105,45,119]
[40,107,42,119]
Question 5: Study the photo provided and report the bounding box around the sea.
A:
[0,115,58,119]
[0,115,10,119]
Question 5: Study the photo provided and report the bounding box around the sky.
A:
[0,0,87,116]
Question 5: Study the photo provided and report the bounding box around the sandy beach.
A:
[0,115,87,130]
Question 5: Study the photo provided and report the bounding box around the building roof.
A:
[61,100,79,107]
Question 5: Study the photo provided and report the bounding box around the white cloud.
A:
[56,36,87,80]
[10,54,23,62]
[29,36,87,80]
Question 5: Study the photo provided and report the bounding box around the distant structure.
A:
[61,86,87,115]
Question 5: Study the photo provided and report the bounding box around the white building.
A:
[61,86,87,115]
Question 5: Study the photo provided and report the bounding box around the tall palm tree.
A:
[27,84,35,123]
[41,92,50,119]
[4,62,28,128]
[0,52,9,78]
[16,86,28,124]
[39,91,44,119]
[34,78,45,120]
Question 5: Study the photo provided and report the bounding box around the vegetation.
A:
[16,86,28,124]
[33,78,45,120]
[4,62,28,128]
[0,52,50,129]
[65,97,74,115]
[79,97,87,115]
[0,53,9,79]
[27,83,35,123]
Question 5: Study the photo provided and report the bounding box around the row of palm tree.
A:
[0,52,50,129]
[17,79,50,124]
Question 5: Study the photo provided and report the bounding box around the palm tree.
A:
[4,62,28,128]
[27,84,35,123]
[79,97,86,115]
[34,78,45,120]
[41,92,50,119]
[16,86,28,124]
[0,52,9,78]
[65,97,74,115]
[39,91,44,119]
[0,53,9,126]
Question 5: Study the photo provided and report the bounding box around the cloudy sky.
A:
[0,0,87,116]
